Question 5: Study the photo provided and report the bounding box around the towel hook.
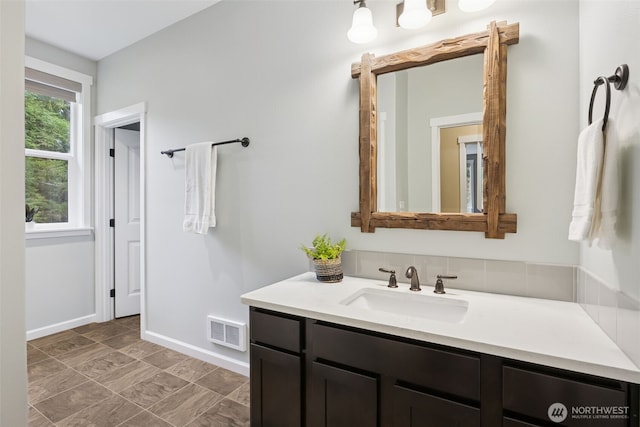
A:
[588,64,629,132]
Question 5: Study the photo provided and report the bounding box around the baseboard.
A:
[26,313,96,341]
[143,330,250,377]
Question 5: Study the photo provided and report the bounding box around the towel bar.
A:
[161,137,250,158]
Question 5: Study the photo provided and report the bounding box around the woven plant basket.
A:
[312,257,343,283]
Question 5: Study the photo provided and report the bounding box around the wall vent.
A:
[206,315,246,352]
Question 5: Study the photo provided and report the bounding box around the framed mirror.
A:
[351,21,519,239]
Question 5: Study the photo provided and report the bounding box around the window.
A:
[24,58,92,232]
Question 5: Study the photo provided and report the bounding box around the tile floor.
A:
[27,316,250,426]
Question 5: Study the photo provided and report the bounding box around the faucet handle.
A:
[378,268,398,288]
[434,275,457,294]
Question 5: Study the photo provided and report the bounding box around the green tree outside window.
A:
[25,92,70,223]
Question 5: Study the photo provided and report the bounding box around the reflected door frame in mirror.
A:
[351,21,519,239]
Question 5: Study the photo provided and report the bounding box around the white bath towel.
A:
[595,118,619,249]
[568,118,604,243]
[183,142,217,234]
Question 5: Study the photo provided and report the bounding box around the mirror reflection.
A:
[376,54,483,213]
[439,126,483,213]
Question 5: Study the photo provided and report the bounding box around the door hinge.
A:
[110,289,115,298]
[109,218,115,227]
[109,148,115,157]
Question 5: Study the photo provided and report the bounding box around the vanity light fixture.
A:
[458,0,496,12]
[398,0,432,29]
[349,0,493,44]
[347,0,378,44]
[395,0,445,31]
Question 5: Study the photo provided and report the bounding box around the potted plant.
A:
[25,204,39,229]
[301,233,346,283]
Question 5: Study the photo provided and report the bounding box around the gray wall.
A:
[24,38,98,335]
[96,0,582,368]
[26,37,97,78]
[575,1,640,367]
[25,236,95,332]
[578,0,640,300]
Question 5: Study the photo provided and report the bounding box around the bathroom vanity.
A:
[241,273,640,426]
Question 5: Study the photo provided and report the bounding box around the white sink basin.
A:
[340,288,468,323]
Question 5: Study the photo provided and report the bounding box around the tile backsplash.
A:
[340,250,576,302]
[577,268,640,368]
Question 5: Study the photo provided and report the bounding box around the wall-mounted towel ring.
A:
[588,64,629,132]
[588,76,611,131]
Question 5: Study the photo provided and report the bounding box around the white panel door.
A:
[114,128,141,318]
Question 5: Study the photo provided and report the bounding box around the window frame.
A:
[24,57,93,237]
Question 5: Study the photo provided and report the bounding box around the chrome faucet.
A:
[405,266,421,291]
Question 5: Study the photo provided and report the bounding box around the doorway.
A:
[114,126,141,317]
[94,103,146,328]
[429,112,482,212]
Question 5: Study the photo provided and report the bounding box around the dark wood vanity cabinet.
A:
[307,320,482,426]
[249,309,304,427]
[249,307,639,427]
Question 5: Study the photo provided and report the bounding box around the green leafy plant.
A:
[301,234,346,261]
[25,204,39,223]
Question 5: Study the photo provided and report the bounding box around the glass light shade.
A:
[347,5,378,44]
[398,0,432,30]
[458,0,496,12]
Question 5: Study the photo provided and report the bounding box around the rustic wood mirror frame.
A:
[351,21,519,238]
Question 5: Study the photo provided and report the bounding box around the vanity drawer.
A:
[310,322,480,401]
[503,366,629,426]
[250,308,302,353]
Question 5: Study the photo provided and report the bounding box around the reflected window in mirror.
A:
[457,132,483,214]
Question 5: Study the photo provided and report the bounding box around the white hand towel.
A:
[568,118,604,243]
[596,118,619,249]
[183,142,217,234]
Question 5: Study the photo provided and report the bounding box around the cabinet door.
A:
[392,384,481,427]
[308,361,377,427]
[250,344,301,427]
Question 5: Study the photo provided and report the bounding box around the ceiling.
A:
[25,0,220,61]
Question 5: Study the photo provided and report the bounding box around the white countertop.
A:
[241,272,640,383]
